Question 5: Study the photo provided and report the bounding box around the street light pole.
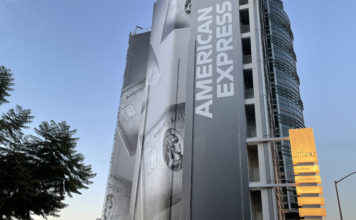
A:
[334,171,356,220]
[334,180,343,220]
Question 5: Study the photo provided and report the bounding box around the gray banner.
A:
[103,32,150,220]
[183,0,251,219]
[130,0,191,219]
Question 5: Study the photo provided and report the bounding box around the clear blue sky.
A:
[0,0,355,219]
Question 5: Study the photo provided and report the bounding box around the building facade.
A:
[103,0,304,219]
[239,0,304,219]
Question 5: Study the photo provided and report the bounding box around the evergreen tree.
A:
[0,66,96,219]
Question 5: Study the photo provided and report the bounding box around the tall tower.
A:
[240,0,304,219]
[103,0,305,219]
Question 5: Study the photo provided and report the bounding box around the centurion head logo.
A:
[103,194,116,220]
[185,0,192,14]
[162,128,184,171]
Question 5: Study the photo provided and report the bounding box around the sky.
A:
[0,0,356,219]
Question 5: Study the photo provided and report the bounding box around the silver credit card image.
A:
[136,103,185,220]
[118,81,146,156]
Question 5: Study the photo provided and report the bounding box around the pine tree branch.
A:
[0,66,14,106]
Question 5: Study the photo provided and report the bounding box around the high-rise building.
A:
[103,0,304,219]
[238,0,305,219]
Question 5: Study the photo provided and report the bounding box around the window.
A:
[240,0,248,6]
[242,38,252,64]
[250,191,263,220]
[244,69,254,98]
[246,104,256,138]
[240,9,250,33]
[248,145,260,182]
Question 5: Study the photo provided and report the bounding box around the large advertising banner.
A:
[103,32,151,220]
[129,0,191,219]
[105,0,252,219]
[183,0,251,219]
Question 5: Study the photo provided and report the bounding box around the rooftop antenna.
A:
[135,26,144,34]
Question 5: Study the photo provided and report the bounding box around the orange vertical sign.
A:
[289,128,326,218]
[289,128,318,165]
